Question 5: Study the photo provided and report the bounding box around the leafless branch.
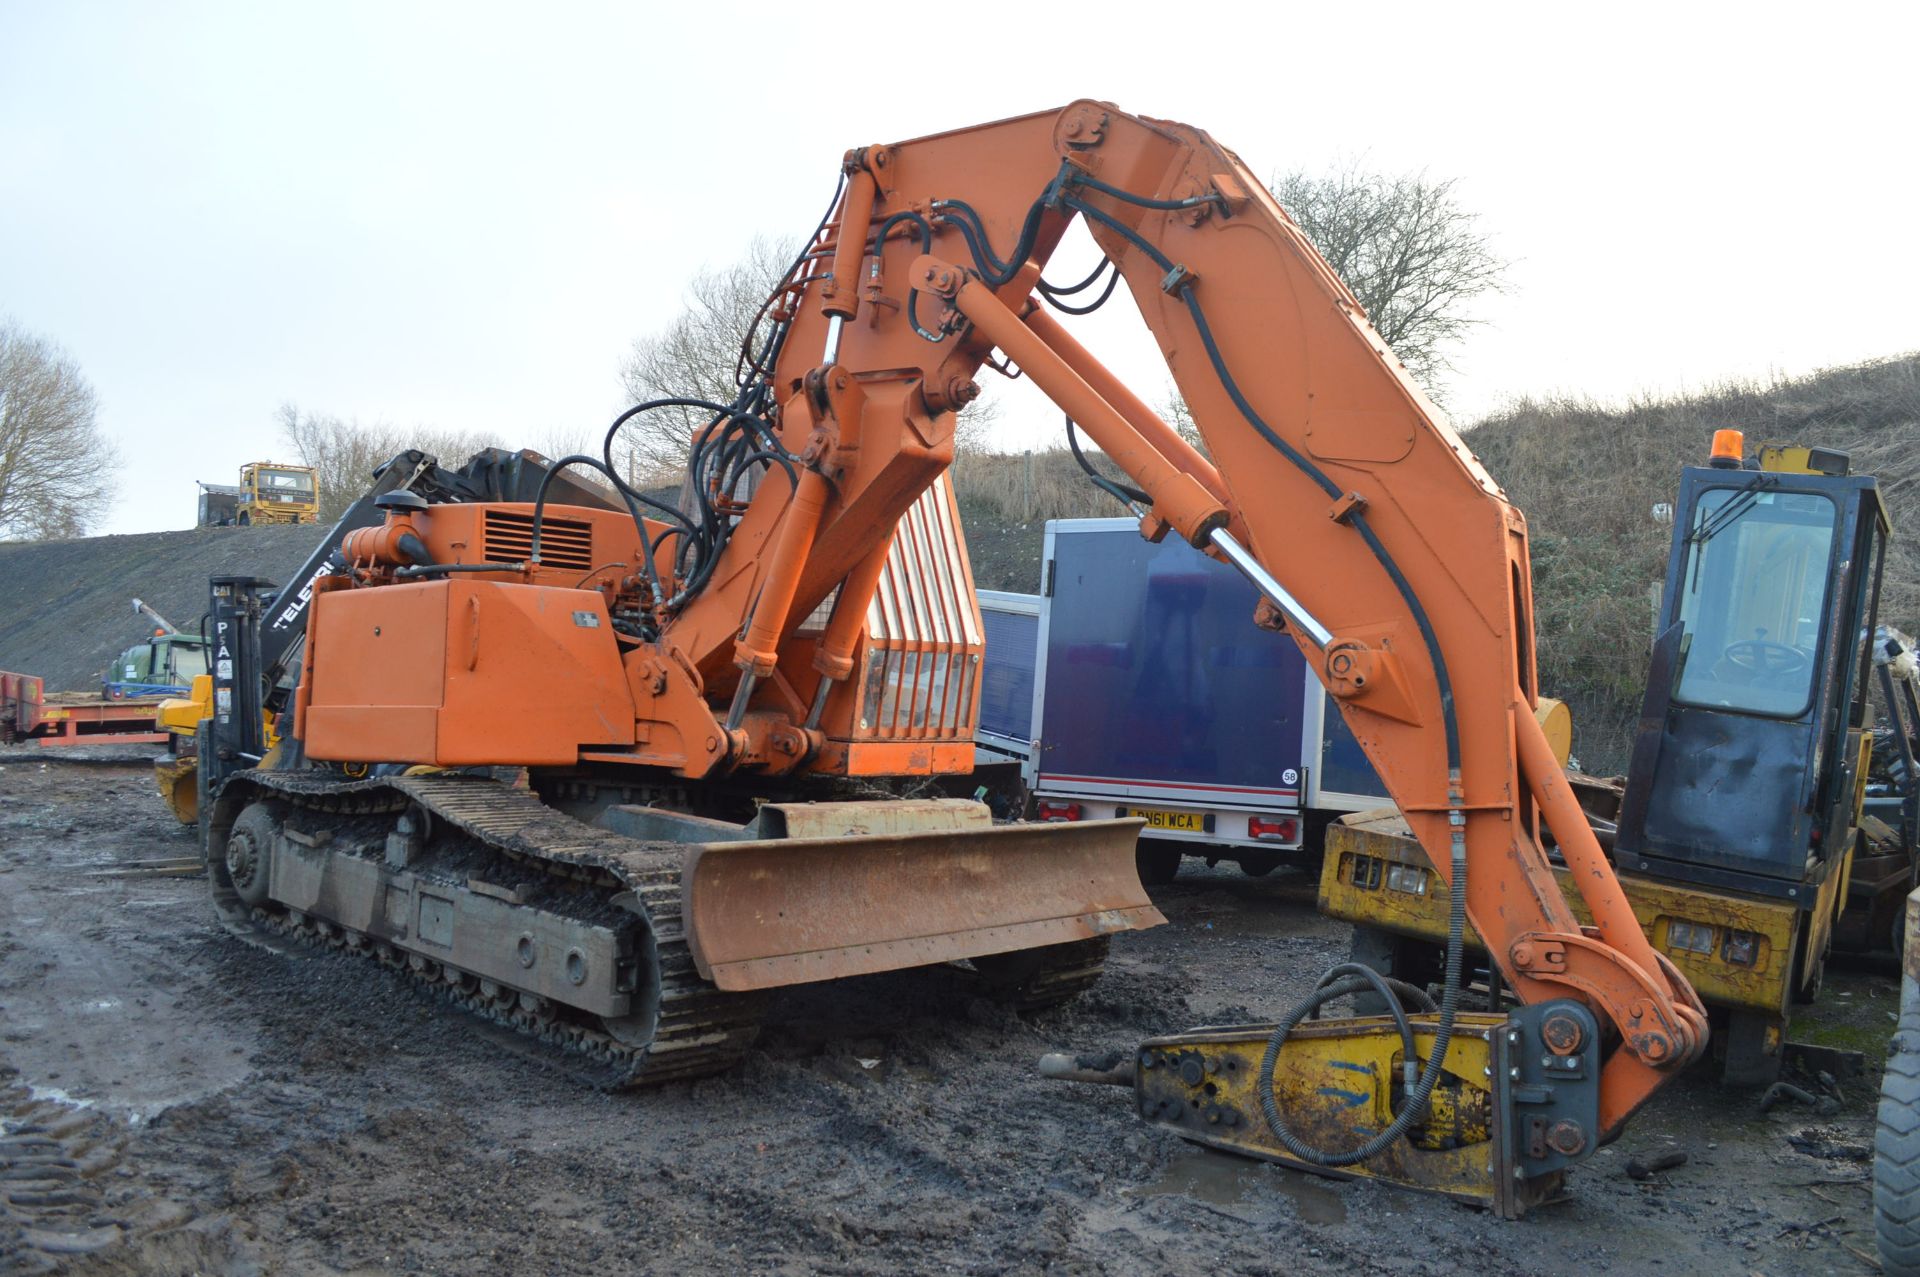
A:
[1271,161,1510,389]
[0,319,117,540]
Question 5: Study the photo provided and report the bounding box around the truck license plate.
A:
[1119,805,1204,832]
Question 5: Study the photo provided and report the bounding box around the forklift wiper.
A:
[1688,472,1777,549]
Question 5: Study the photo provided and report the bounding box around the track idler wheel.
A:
[224,802,279,908]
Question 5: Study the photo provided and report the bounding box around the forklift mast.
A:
[1615,443,1892,900]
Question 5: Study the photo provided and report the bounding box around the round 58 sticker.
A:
[1282,768,1299,785]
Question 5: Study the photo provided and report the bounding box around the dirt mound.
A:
[0,525,320,692]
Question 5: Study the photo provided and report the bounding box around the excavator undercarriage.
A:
[207,767,1147,1086]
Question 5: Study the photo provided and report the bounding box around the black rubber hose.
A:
[1039,257,1114,296]
[933,184,1057,288]
[874,210,934,254]
[1059,182,1470,1165]
[734,172,845,386]
[1067,168,1228,215]
[1258,839,1466,1167]
[527,454,666,615]
[1040,263,1121,316]
[1064,414,1149,508]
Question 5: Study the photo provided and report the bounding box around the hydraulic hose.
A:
[1258,833,1468,1166]
[527,453,666,617]
[1049,175,1472,1165]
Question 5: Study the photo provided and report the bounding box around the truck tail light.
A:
[1247,816,1298,843]
[1037,800,1081,822]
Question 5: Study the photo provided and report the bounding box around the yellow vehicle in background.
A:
[196,462,319,526]
[1320,437,1915,1087]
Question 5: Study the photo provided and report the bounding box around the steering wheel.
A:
[1723,639,1809,678]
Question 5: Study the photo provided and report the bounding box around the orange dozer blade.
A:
[681,817,1162,992]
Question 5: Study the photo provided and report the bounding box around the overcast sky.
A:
[3,2,1915,536]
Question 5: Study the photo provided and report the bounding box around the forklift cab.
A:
[1615,442,1890,900]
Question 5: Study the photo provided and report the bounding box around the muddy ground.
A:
[0,753,1894,1275]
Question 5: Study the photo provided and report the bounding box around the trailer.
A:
[1,671,168,747]
[1008,518,1387,882]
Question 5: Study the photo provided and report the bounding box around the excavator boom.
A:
[711,98,1704,1126]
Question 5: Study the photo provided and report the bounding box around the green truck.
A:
[104,600,208,699]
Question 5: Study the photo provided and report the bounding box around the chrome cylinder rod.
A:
[1207,527,1334,648]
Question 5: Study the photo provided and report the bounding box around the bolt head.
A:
[1540,1011,1586,1056]
[1545,1119,1587,1157]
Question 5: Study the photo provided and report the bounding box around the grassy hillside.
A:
[1469,354,1920,770]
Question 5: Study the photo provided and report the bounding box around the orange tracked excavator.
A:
[202,101,1703,1211]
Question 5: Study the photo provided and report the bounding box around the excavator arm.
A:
[669,101,1705,1179]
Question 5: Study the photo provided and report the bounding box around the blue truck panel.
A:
[1036,524,1306,804]
[991,519,1389,864]
[1317,693,1392,805]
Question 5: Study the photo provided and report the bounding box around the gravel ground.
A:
[0,753,1890,1275]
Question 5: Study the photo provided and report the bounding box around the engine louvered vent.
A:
[484,509,594,571]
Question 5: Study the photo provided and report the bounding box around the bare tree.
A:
[1157,390,1206,455]
[951,395,1004,456]
[275,406,503,521]
[0,321,117,540]
[617,237,799,481]
[619,236,1002,480]
[1272,161,1508,388]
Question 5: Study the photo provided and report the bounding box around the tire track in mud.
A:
[0,1069,249,1275]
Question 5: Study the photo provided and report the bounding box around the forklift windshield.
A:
[1674,487,1837,717]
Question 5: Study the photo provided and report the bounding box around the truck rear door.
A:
[1032,520,1305,849]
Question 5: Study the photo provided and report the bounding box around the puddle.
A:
[28,1084,95,1110]
[1272,1168,1348,1224]
[1130,1145,1347,1223]
[3,1085,97,1136]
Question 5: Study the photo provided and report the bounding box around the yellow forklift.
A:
[1321,435,1915,1084]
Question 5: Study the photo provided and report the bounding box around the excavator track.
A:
[209,771,766,1088]
[971,936,1113,1011]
